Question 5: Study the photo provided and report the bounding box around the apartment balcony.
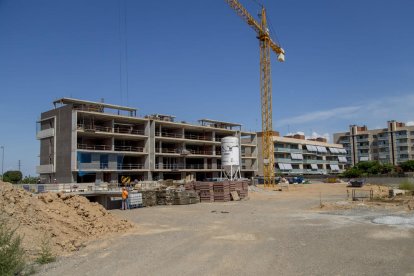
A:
[289,169,304,174]
[356,145,370,149]
[155,132,183,139]
[114,145,145,153]
[77,163,117,170]
[395,134,408,139]
[113,127,145,136]
[36,164,54,174]
[155,164,185,170]
[184,134,212,141]
[77,124,112,133]
[356,138,369,143]
[274,147,302,153]
[77,144,112,151]
[397,142,408,146]
[304,169,325,174]
[275,158,302,164]
[156,148,181,154]
[303,159,324,164]
[326,160,339,164]
[117,163,146,170]
[36,128,55,140]
[377,136,389,141]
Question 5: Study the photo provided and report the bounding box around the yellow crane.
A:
[225,0,285,188]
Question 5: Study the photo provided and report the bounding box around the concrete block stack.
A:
[141,190,157,207]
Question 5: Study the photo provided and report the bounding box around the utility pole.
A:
[1,146,4,181]
[18,160,21,172]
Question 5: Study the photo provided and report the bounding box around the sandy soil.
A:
[38,183,414,276]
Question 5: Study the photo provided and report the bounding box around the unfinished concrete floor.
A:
[39,184,414,275]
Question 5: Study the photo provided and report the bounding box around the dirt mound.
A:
[0,181,133,259]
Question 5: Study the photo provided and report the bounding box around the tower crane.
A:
[225,0,285,188]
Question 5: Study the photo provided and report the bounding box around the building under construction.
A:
[36,98,258,184]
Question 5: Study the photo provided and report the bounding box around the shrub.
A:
[36,234,55,265]
[342,167,363,178]
[0,221,25,276]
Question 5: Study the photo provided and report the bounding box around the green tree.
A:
[342,167,363,178]
[2,171,22,184]
[380,163,395,174]
[21,176,40,184]
[400,160,414,172]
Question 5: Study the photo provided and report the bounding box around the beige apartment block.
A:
[257,132,347,176]
[333,120,414,166]
[36,98,258,184]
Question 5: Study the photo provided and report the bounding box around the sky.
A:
[1,0,414,176]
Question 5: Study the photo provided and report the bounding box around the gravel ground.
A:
[38,184,414,276]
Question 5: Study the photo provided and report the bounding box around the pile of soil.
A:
[0,181,134,259]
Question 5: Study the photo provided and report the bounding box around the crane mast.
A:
[225,0,285,188]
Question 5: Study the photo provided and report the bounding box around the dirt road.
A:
[39,184,414,275]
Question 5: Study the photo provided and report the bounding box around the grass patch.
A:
[399,180,414,191]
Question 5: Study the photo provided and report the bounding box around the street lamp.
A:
[1,146,4,181]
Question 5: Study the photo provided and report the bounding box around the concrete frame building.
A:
[333,120,414,166]
[36,98,258,184]
[257,132,347,176]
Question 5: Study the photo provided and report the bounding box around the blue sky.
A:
[1,0,414,176]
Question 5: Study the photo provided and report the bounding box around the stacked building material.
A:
[141,190,157,207]
[172,191,190,205]
[188,190,200,204]
[184,181,195,191]
[213,181,231,202]
[238,181,249,199]
[195,182,214,202]
[156,190,174,205]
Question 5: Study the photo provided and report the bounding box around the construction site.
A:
[1,0,414,275]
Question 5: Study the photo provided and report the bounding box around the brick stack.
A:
[141,190,157,207]
[195,182,214,202]
[156,190,174,205]
[238,181,249,199]
[184,181,195,191]
[213,181,231,202]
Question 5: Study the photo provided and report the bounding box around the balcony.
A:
[275,158,302,164]
[303,159,324,164]
[78,144,111,151]
[77,124,112,133]
[36,164,54,174]
[36,128,55,140]
[155,132,183,139]
[117,164,146,170]
[114,127,145,136]
[77,163,116,170]
[274,147,302,153]
[184,134,212,141]
[114,146,145,153]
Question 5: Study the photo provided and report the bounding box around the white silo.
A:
[221,136,241,180]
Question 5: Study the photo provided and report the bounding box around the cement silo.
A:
[221,136,241,180]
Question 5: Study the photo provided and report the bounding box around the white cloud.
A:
[278,94,414,128]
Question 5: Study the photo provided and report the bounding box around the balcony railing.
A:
[155,132,183,138]
[114,127,145,135]
[77,124,112,133]
[156,148,181,154]
[274,147,302,153]
[78,144,111,151]
[117,164,145,170]
[184,134,212,141]
[114,145,145,152]
[303,159,324,164]
[187,150,214,155]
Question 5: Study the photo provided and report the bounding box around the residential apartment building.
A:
[333,120,414,166]
[257,132,347,176]
[36,98,258,184]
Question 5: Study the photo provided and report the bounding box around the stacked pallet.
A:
[184,181,195,191]
[156,190,174,205]
[213,181,231,202]
[188,190,200,204]
[195,182,214,202]
[141,190,157,207]
[238,181,249,199]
